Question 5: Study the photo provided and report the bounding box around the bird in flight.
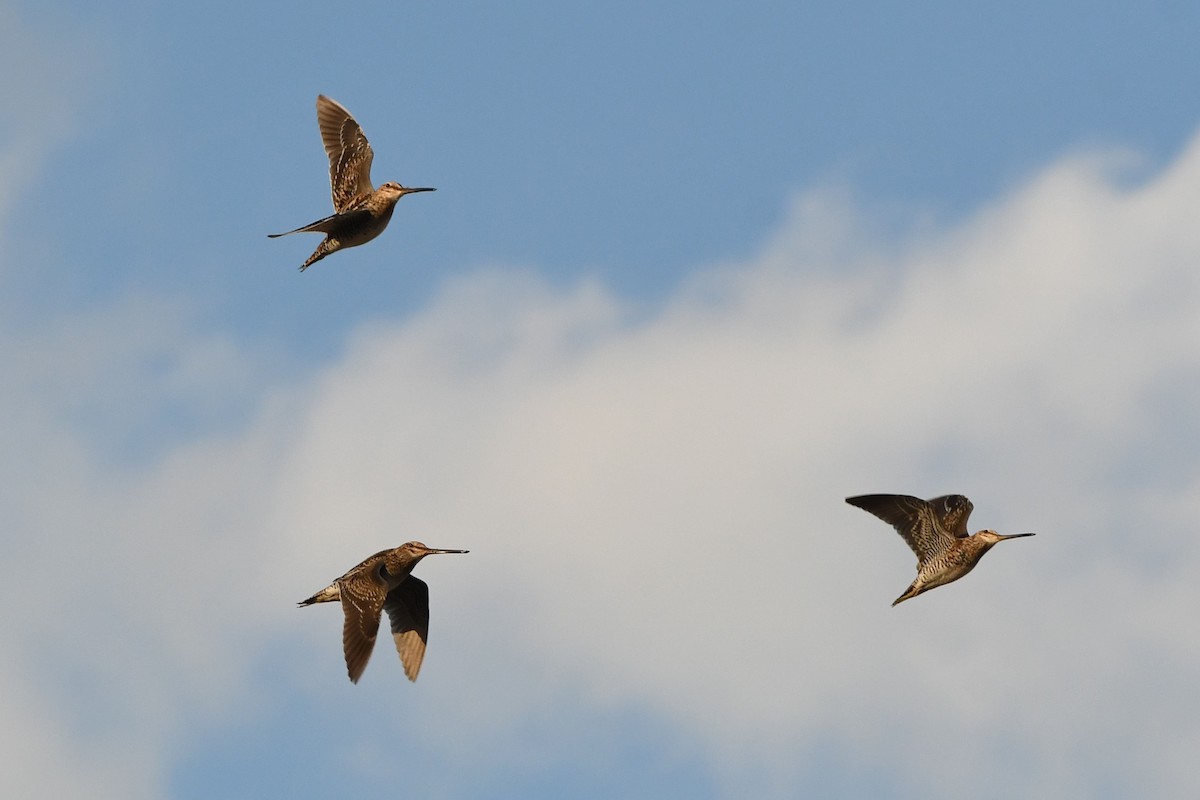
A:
[300,541,468,682]
[845,493,1035,605]
[270,95,435,271]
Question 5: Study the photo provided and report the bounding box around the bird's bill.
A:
[422,547,469,554]
[998,532,1036,540]
[402,186,437,195]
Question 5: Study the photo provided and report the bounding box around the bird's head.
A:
[976,530,1036,547]
[397,540,469,564]
[379,182,436,200]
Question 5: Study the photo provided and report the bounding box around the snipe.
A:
[300,541,467,682]
[270,95,435,271]
[846,494,1034,605]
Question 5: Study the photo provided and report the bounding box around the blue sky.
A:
[5,1,1200,798]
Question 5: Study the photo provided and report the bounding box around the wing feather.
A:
[316,95,375,213]
[384,577,431,682]
[926,494,974,539]
[338,566,388,683]
[846,494,960,564]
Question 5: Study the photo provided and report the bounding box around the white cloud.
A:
[7,129,1200,797]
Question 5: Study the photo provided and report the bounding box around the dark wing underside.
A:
[846,493,964,564]
[317,95,375,213]
[267,208,374,238]
[384,576,431,682]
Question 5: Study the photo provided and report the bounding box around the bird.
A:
[299,541,468,682]
[845,493,1034,606]
[269,95,435,271]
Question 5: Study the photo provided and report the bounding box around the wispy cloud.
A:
[6,128,1200,798]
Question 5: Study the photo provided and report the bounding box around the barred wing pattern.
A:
[846,494,971,565]
[316,94,375,213]
[338,565,388,684]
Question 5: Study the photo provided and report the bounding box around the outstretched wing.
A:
[338,564,388,683]
[317,95,374,213]
[846,494,957,564]
[384,576,431,682]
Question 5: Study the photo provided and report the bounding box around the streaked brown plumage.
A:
[299,541,468,682]
[845,493,1035,606]
[269,95,435,271]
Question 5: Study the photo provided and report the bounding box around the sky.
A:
[4,1,1200,798]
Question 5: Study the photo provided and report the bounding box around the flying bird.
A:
[845,493,1034,605]
[270,95,435,271]
[300,541,468,682]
